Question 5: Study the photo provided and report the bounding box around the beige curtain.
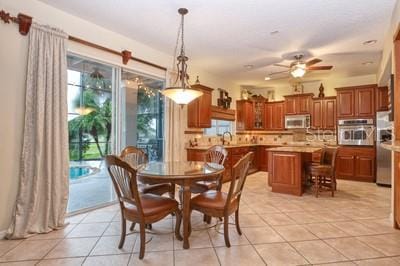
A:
[164,71,186,162]
[7,23,69,239]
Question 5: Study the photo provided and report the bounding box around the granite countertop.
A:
[266,146,322,153]
[187,142,335,150]
[381,141,400,152]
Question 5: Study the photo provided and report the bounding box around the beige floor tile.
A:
[259,213,296,226]
[292,240,348,264]
[325,237,384,260]
[216,245,265,266]
[273,224,318,241]
[65,213,88,224]
[249,203,280,214]
[66,223,109,238]
[174,230,212,250]
[303,223,349,239]
[331,221,376,236]
[0,239,59,262]
[354,257,400,266]
[81,211,117,223]
[29,224,76,240]
[236,214,268,227]
[129,250,173,265]
[37,257,85,265]
[357,234,400,256]
[134,233,173,252]
[311,211,350,222]
[314,262,356,266]
[208,227,249,247]
[242,226,284,244]
[90,235,136,255]
[174,248,220,266]
[286,211,327,224]
[83,254,130,266]
[357,218,398,234]
[0,240,22,256]
[0,261,39,265]
[103,221,129,236]
[45,237,98,259]
[254,242,308,265]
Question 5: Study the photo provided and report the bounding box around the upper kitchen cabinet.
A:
[187,84,213,128]
[236,96,268,131]
[336,84,376,119]
[284,93,313,115]
[265,101,285,130]
[376,86,389,111]
[311,97,336,130]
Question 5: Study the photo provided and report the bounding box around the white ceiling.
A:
[39,0,396,87]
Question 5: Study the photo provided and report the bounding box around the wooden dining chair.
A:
[307,147,339,197]
[120,146,175,198]
[190,152,253,247]
[105,155,182,259]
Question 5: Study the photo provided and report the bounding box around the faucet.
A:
[222,131,233,145]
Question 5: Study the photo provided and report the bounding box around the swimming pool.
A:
[69,166,92,180]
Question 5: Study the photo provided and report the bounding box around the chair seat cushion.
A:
[309,164,334,176]
[139,183,171,196]
[191,190,230,210]
[190,181,218,194]
[124,194,178,218]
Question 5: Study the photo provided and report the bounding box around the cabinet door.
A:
[354,155,375,182]
[376,86,389,111]
[336,155,355,178]
[312,99,323,129]
[355,87,375,117]
[297,96,311,114]
[198,90,212,128]
[236,101,246,131]
[187,99,199,128]
[273,102,285,130]
[265,103,273,130]
[284,97,297,115]
[253,101,265,129]
[337,90,355,118]
[323,98,336,129]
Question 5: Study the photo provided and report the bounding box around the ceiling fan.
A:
[269,54,333,79]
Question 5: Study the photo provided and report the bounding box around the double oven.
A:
[337,118,374,146]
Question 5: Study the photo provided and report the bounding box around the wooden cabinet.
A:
[376,86,389,111]
[284,93,313,115]
[336,147,375,182]
[265,101,285,130]
[257,146,269,171]
[236,100,253,131]
[187,84,213,128]
[311,97,336,129]
[336,84,376,119]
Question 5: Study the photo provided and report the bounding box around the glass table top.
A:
[137,161,224,179]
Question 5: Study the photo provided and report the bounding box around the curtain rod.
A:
[0,9,167,71]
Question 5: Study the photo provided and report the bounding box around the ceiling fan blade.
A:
[306,58,322,67]
[273,63,291,68]
[307,65,333,70]
[269,70,290,75]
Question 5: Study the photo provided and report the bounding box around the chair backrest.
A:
[120,146,148,169]
[105,155,144,216]
[225,152,253,209]
[205,145,228,165]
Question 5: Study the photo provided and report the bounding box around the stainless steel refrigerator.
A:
[376,111,393,186]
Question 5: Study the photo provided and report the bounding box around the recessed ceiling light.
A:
[244,64,254,69]
[363,40,377,45]
[270,30,279,35]
[265,76,271,80]
[362,61,374,65]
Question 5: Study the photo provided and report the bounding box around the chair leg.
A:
[139,223,146,260]
[206,215,212,224]
[169,183,176,200]
[130,222,135,231]
[235,210,242,235]
[203,214,207,222]
[223,215,231,248]
[331,176,335,197]
[175,209,183,241]
[146,224,152,230]
[314,176,319,198]
[118,218,126,249]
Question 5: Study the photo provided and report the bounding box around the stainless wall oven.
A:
[337,119,374,146]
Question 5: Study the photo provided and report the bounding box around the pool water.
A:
[69,166,91,180]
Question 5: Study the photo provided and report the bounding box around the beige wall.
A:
[0,0,232,232]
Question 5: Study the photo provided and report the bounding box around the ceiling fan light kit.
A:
[161,8,203,106]
[291,62,306,78]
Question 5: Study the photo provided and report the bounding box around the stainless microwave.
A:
[285,114,311,129]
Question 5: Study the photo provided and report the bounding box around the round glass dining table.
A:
[137,161,224,249]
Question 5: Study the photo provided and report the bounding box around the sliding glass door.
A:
[67,54,115,213]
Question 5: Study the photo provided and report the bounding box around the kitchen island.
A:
[267,146,322,196]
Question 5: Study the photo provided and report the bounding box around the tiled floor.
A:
[1,172,399,265]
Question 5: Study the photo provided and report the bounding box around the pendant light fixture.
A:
[161,8,203,105]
